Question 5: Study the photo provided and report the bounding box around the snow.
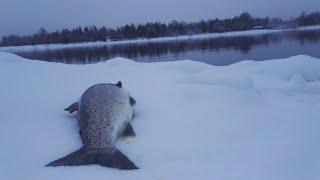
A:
[1,25,320,53]
[0,52,320,180]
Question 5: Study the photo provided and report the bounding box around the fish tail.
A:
[96,148,138,170]
[46,148,138,170]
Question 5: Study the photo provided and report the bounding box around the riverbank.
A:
[1,25,320,53]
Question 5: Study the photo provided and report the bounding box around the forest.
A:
[1,11,320,47]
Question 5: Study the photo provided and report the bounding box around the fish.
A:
[47,81,138,170]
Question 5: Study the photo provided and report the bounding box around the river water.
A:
[14,29,320,66]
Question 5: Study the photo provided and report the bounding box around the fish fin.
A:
[46,148,138,170]
[46,148,96,166]
[64,102,79,113]
[120,123,136,137]
[116,81,122,88]
[96,149,138,170]
[129,96,136,106]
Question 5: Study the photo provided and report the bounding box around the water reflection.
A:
[15,29,320,65]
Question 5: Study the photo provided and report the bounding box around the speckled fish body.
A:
[79,83,133,150]
[47,82,138,170]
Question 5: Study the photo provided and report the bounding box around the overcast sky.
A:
[0,0,319,37]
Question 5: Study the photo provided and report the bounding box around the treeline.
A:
[297,11,320,26]
[1,11,320,47]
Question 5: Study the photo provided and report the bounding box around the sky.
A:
[0,0,319,37]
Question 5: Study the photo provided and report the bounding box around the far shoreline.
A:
[1,25,320,53]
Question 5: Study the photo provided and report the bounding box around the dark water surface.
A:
[14,29,320,66]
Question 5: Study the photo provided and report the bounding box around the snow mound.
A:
[0,53,320,180]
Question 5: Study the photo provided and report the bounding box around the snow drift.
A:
[0,52,320,180]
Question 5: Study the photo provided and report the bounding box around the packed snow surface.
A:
[0,52,320,180]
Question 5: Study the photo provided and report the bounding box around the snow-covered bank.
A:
[1,25,320,53]
[0,53,320,180]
